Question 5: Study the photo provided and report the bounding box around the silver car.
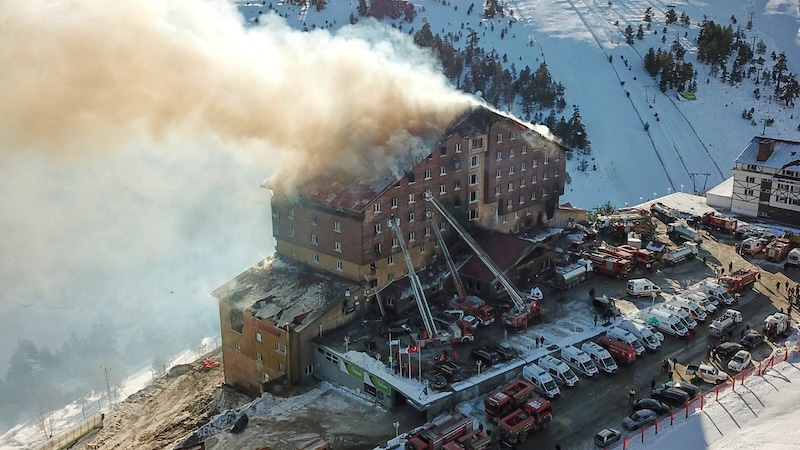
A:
[623,409,657,430]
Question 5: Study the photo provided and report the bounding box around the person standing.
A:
[651,379,656,391]
[628,388,636,404]
[729,261,733,272]
[594,315,598,327]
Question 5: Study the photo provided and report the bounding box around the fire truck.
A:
[765,238,791,262]
[497,397,554,444]
[441,429,492,450]
[484,379,536,422]
[600,244,655,269]
[650,202,680,224]
[701,212,738,234]
[405,411,474,450]
[447,296,495,327]
[718,268,759,293]
[585,252,633,278]
[424,191,542,329]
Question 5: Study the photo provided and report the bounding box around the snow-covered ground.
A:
[3,0,800,445]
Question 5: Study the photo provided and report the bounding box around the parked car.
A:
[434,361,464,382]
[593,295,621,317]
[470,347,501,367]
[740,330,765,349]
[632,398,672,415]
[727,350,752,372]
[665,381,702,398]
[422,371,448,390]
[492,341,520,361]
[593,428,622,447]
[714,342,745,358]
[651,387,690,407]
[623,409,658,430]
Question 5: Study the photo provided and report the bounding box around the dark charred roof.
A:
[458,233,537,283]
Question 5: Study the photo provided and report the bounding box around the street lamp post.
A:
[477,360,483,375]
[393,421,400,438]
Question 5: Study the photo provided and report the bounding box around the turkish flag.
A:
[408,345,419,353]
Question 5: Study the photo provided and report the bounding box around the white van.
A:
[606,327,646,355]
[522,362,561,399]
[679,291,717,314]
[666,295,708,322]
[560,345,599,378]
[639,307,688,337]
[537,354,580,388]
[740,237,763,255]
[656,303,698,330]
[787,248,800,267]
[580,341,618,374]
[691,278,733,306]
[618,319,661,351]
[627,278,662,298]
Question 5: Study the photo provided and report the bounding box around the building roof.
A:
[292,105,549,213]
[458,233,537,283]
[212,255,359,331]
[736,137,800,170]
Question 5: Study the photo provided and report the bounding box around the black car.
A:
[593,295,621,317]
[714,342,745,358]
[665,381,702,398]
[435,361,464,382]
[632,398,672,415]
[492,341,520,361]
[651,387,690,407]
[740,330,765,349]
[471,347,501,367]
[422,371,448,390]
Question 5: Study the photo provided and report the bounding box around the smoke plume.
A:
[0,0,473,374]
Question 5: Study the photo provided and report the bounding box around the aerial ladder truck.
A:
[389,216,474,347]
[428,212,496,326]
[423,191,542,329]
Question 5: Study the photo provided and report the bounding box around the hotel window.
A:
[275,342,287,354]
[333,221,341,233]
[470,174,479,185]
[256,352,262,362]
[455,143,462,153]
[235,341,241,352]
[532,158,538,168]
[496,133,503,143]
[521,161,526,171]
[455,180,462,190]
[496,169,502,179]
[440,146,447,156]
[544,156,550,165]
[409,232,416,242]
[502,214,508,224]
[508,166,515,175]
[531,191,537,200]
[288,227,295,238]
[509,148,515,158]
[375,223,382,234]
[469,209,479,221]
[440,185,447,195]
[439,221,447,231]
[543,171,549,180]
[542,189,548,198]
[288,208,295,220]
[424,169,432,180]
[408,193,416,204]
[310,215,317,225]
[746,176,756,183]
[387,272,394,282]
[520,179,526,188]
[336,261,343,271]
[391,197,398,209]
[408,172,416,183]
[409,212,415,223]
[554,168,559,178]
[453,157,461,171]
[495,186,501,196]
[508,182,514,192]
[313,253,320,262]
[555,152,561,161]
[469,191,478,203]
[519,195,525,204]
[392,237,399,249]
[255,332,262,343]
[745,189,754,196]
[521,144,527,154]
[425,227,432,237]
[334,241,342,253]
[375,243,382,254]
[507,199,513,209]
[374,203,382,215]
[471,137,484,149]
[531,174,537,184]
[310,234,318,245]
[470,155,479,168]
[290,245,297,256]
[440,166,447,176]
[510,130,517,140]
[496,151,502,161]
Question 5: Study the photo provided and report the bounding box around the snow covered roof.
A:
[635,192,716,218]
[736,136,800,170]
[212,255,360,330]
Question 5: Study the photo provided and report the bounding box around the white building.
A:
[728,137,800,224]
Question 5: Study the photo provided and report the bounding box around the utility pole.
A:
[101,366,113,409]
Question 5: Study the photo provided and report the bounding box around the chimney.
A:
[756,139,775,162]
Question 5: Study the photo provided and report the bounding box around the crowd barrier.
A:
[603,339,800,450]
[32,412,104,450]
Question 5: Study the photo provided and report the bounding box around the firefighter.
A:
[628,388,636,403]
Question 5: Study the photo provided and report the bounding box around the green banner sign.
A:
[344,361,364,380]
[370,374,392,395]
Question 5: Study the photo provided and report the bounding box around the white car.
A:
[727,350,752,372]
